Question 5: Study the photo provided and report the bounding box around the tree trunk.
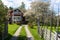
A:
[4,19,8,39]
[37,20,40,34]
[2,18,8,40]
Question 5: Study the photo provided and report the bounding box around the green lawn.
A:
[5,24,20,40]
[18,26,27,40]
[42,26,60,33]
[8,24,20,35]
[28,26,44,40]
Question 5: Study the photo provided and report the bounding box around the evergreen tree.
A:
[0,0,8,39]
[19,2,26,13]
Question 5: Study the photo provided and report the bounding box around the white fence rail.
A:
[43,28,60,40]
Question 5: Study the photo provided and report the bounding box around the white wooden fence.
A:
[43,28,60,40]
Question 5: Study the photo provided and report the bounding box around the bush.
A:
[28,22,37,28]
[28,23,33,28]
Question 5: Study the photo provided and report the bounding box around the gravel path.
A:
[10,26,22,40]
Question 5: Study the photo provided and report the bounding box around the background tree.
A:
[25,1,50,28]
[24,1,56,38]
[31,1,50,37]
[0,0,8,39]
[19,2,26,13]
[24,9,36,28]
[9,7,13,10]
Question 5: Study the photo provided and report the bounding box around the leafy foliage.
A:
[25,1,56,26]
[19,2,26,13]
[0,0,8,37]
[25,1,50,27]
[0,1,8,24]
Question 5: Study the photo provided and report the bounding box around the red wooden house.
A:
[8,9,24,24]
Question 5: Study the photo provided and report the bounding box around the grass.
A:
[28,26,44,40]
[40,26,60,33]
[18,26,27,40]
[5,24,20,40]
[8,24,20,35]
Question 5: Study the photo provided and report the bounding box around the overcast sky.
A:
[1,0,60,13]
[2,0,33,9]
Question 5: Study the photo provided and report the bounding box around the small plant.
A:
[28,22,34,28]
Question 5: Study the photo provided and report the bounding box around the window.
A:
[18,17,20,19]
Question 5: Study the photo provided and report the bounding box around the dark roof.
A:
[8,9,23,16]
[14,9,21,12]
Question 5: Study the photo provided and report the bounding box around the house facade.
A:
[8,9,23,23]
